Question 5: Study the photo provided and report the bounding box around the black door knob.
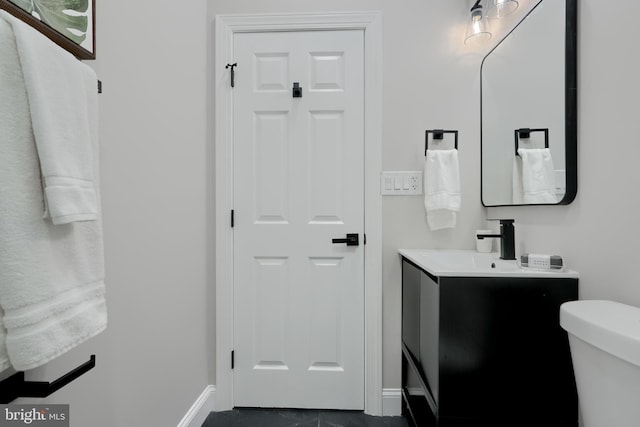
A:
[332,234,359,246]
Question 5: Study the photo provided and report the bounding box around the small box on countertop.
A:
[521,253,564,270]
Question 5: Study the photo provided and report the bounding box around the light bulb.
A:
[487,0,519,19]
[465,6,492,46]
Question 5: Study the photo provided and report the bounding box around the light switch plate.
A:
[380,171,423,195]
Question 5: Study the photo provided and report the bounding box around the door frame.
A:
[214,11,383,415]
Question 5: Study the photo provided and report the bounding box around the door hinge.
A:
[231,350,235,370]
[231,210,235,228]
[364,233,367,245]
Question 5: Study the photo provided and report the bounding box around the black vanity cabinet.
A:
[401,257,578,427]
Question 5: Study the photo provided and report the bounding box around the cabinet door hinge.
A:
[231,350,234,370]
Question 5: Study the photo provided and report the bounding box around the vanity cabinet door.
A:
[439,277,578,425]
[401,257,578,426]
[402,260,441,403]
[419,271,439,404]
[402,260,421,362]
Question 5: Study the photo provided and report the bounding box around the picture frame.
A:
[0,0,95,59]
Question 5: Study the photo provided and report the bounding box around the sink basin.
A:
[399,249,579,278]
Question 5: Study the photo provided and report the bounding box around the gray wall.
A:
[16,0,213,426]
[488,1,640,307]
[9,0,640,426]
[90,0,213,424]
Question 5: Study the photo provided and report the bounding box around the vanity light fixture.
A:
[486,0,519,19]
[464,0,492,46]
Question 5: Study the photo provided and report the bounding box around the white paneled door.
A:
[233,30,365,409]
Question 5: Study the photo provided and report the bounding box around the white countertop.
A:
[399,249,579,279]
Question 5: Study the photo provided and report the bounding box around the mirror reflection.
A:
[481,0,576,206]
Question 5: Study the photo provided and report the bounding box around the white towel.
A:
[0,11,98,225]
[424,149,461,230]
[516,148,558,204]
[0,16,106,372]
[512,156,524,204]
[0,309,9,373]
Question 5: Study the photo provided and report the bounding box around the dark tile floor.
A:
[202,408,409,427]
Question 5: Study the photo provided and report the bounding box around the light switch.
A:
[394,176,402,190]
[380,172,423,195]
[384,177,393,191]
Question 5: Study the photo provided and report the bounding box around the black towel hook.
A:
[225,63,238,88]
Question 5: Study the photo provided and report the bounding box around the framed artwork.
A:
[0,0,95,59]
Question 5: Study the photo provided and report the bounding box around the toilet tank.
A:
[560,300,640,427]
[560,300,640,368]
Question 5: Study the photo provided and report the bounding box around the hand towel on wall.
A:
[0,11,98,225]
[424,149,461,230]
[516,148,558,204]
[0,16,106,372]
[512,156,524,204]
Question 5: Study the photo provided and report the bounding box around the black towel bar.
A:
[515,128,549,156]
[425,129,458,155]
[0,355,96,403]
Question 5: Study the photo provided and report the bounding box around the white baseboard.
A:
[177,385,216,427]
[382,388,402,416]
[178,385,401,422]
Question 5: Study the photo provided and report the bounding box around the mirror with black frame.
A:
[481,0,576,206]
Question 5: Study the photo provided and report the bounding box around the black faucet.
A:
[477,219,516,260]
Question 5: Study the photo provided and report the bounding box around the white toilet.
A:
[560,300,640,427]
